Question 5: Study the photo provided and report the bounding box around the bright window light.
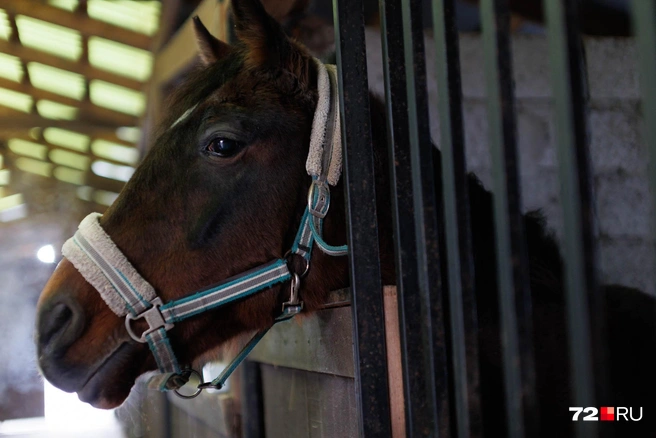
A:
[89,80,145,116]
[0,9,12,40]
[91,139,139,165]
[28,63,86,100]
[44,380,123,434]
[15,157,53,177]
[37,245,56,263]
[44,127,90,152]
[8,138,48,160]
[93,189,119,206]
[88,0,160,36]
[48,0,79,12]
[0,53,24,82]
[54,166,85,185]
[76,185,93,202]
[37,100,79,120]
[0,87,33,112]
[116,126,141,143]
[0,169,9,185]
[50,149,90,170]
[92,160,134,182]
[88,36,152,81]
[16,15,82,61]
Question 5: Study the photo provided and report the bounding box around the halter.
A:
[61,59,347,398]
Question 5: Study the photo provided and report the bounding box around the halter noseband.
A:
[61,60,346,397]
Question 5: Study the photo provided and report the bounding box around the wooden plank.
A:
[0,77,138,126]
[0,40,143,91]
[0,0,152,50]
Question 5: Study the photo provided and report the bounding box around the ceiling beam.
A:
[0,0,152,50]
[0,40,144,91]
[0,77,139,127]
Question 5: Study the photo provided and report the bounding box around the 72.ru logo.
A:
[569,407,643,421]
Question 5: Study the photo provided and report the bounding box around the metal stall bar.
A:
[479,1,539,437]
[544,2,604,437]
[332,0,392,435]
[432,0,483,436]
[632,0,656,290]
[378,0,446,436]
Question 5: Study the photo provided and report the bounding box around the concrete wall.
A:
[365,31,655,295]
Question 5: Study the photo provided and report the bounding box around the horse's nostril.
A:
[37,299,84,353]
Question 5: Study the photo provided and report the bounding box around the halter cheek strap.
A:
[60,59,346,397]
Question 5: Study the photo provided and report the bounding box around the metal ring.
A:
[284,250,310,278]
[174,369,203,399]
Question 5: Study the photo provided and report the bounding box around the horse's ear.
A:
[193,16,231,65]
[231,0,310,82]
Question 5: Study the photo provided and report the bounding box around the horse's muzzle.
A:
[35,294,88,392]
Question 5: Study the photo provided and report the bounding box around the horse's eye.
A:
[204,138,243,157]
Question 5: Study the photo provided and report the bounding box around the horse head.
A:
[35,0,352,408]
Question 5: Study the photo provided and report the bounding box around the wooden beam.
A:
[0,77,138,126]
[0,40,143,91]
[0,0,153,50]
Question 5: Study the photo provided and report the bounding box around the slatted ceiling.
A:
[91,139,138,165]
[0,52,23,82]
[27,63,86,100]
[43,128,89,152]
[87,0,160,36]
[88,36,153,81]
[89,80,145,116]
[0,9,11,40]
[8,138,48,160]
[15,15,83,61]
[53,166,84,185]
[15,157,52,177]
[36,100,79,120]
[0,0,159,215]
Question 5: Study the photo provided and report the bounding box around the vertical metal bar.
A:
[240,361,264,438]
[544,3,605,438]
[332,0,392,435]
[432,0,483,436]
[479,1,539,437]
[378,0,444,436]
[632,0,656,291]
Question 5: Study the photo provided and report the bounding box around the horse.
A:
[35,0,655,436]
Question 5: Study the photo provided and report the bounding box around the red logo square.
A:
[601,407,614,421]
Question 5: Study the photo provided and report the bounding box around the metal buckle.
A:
[307,179,330,218]
[281,273,304,318]
[125,297,174,343]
